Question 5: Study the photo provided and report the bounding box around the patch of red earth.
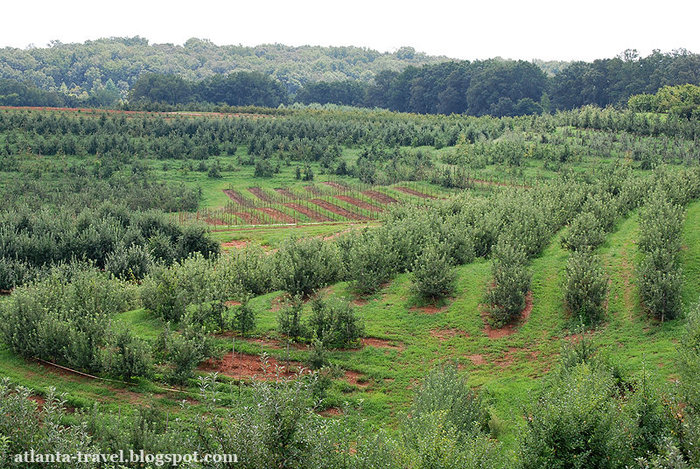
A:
[203,217,227,226]
[430,328,468,341]
[211,221,355,233]
[352,298,368,306]
[335,195,383,212]
[224,300,242,307]
[283,203,332,222]
[482,291,533,339]
[393,186,436,199]
[304,185,324,196]
[222,240,248,249]
[361,338,404,350]
[344,370,370,388]
[199,352,308,380]
[232,211,261,225]
[255,207,297,224]
[363,190,397,204]
[223,189,252,207]
[275,188,298,199]
[466,354,487,366]
[318,407,342,417]
[322,181,348,190]
[311,199,368,221]
[410,304,449,315]
[28,395,76,414]
[248,187,273,202]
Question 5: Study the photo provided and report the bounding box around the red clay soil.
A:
[311,199,368,221]
[222,240,248,249]
[344,370,370,388]
[203,217,227,226]
[248,187,273,202]
[482,291,534,339]
[275,188,298,199]
[466,354,487,366]
[304,185,324,196]
[283,203,332,222]
[393,186,436,199]
[363,190,397,204]
[318,407,342,417]
[322,181,348,190]
[335,195,383,212]
[361,338,404,350]
[256,207,297,224]
[199,352,308,380]
[223,189,252,207]
[233,211,262,225]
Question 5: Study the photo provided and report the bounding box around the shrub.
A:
[561,212,606,251]
[306,297,364,349]
[638,195,684,255]
[183,300,227,332]
[101,326,152,380]
[163,325,214,384]
[274,236,340,296]
[519,363,631,469]
[411,240,457,300]
[408,363,489,439]
[232,301,256,336]
[277,296,305,341]
[140,254,220,322]
[105,243,154,280]
[487,239,531,327]
[638,248,683,322]
[564,250,608,326]
[348,231,397,295]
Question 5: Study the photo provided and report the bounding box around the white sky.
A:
[3,0,699,61]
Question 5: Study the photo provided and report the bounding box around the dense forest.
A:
[0,38,698,116]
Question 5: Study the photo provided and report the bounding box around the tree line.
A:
[1,44,698,117]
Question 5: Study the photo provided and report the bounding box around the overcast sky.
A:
[3,0,699,61]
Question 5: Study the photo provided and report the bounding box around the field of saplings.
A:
[0,105,699,468]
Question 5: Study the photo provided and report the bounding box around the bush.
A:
[183,300,227,332]
[561,212,606,251]
[487,239,531,327]
[277,296,305,341]
[411,240,457,300]
[0,268,136,374]
[274,237,340,296]
[408,363,489,439]
[232,301,256,336]
[163,325,214,384]
[519,363,631,469]
[347,231,398,295]
[638,248,683,322]
[101,327,152,380]
[564,250,608,326]
[306,297,364,349]
[105,243,154,280]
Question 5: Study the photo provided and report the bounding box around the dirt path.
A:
[363,190,397,204]
[199,352,308,380]
[275,188,298,199]
[223,189,252,207]
[335,195,383,212]
[305,185,324,196]
[311,199,369,221]
[256,207,297,224]
[322,181,348,190]
[284,203,332,222]
[393,186,436,199]
[248,187,273,202]
[233,211,262,225]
